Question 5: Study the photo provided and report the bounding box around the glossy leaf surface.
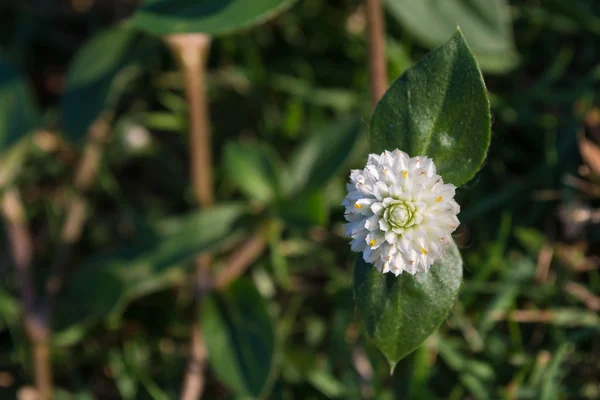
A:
[354,241,462,369]
[370,29,491,187]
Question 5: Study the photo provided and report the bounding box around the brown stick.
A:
[535,244,553,283]
[213,232,268,291]
[1,189,52,399]
[31,339,52,399]
[365,0,388,107]
[166,34,213,400]
[564,282,600,311]
[167,34,214,208]
[180,278,209,400]
[2,190,34,311]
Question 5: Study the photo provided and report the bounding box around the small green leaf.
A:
[370,29,491,187]
[224,141,282,204]
[54,204,247,333]
[385,0,519,73]
[203,279,275,397]
[130,0,298,36]
[353,240,462,368]
[286,117,361,196]
[61,26,158,141]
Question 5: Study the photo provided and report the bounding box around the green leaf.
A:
[61,26,158,141]
[0,288,20,331]
[385,0,519,73]
[353,240,462,369]
[130,0,298,36]
[54,204,247,335]
[0,60,37,150]
[278,189,328,229]
[224,141,282,204]
[286,117,361,196]
[0,59,37,188]
[203,279,275,397]
[541,343,572,400]
[370,29,491,187]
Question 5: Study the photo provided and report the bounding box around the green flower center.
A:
[384,200,417,228]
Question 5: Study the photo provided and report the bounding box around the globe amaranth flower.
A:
[343,149,460,275]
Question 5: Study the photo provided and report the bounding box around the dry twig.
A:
[2,189,52,399]
[365,0,387,107]
[166,33,213,400]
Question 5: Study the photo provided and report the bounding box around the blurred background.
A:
[0,0,600,399]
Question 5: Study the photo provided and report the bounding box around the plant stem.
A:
[213,230,268,291]
[166,33,213,400]
[365,0,388,107]
[31,337,52,400]
[167,34,214,208]
[1,189,52,399]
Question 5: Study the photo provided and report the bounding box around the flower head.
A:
[343,149,460,275]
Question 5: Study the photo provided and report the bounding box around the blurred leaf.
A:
[306,370,345,398]
[224,141,282,204]
[0,60,36,150]
[354,241,462,369]
[0,137,30,189]
[385,0,519,73]
[286,117,361,196]
[61,26,158,141]
[203,279,275,397]
[514,227,547,254]
[54,204,247,336]
[0,289,20,331]
[370,29,491,187]
[108,350,138,399]
[541,343,572,400]
[131,0,298,36]
[278,189,327,228]
[438,340,495,400]
[271,75,359,112]
[53,388,95,400]
[0,59,37,187]
[141,111,187,132]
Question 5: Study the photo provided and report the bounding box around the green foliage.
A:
[358,30,489,367]
[224,118,360,225]
[61,26,158,141]
[0,59,37,187]
[385,0,519,73]
[0,60,36,150]
[354,241,462,370]
[203,279,275,397]
[0,0,599,398]
[54,204,247,335]
[285,117,361,196]
[370,29,491,187]
[224,141,282,205]
[130,0,298,36]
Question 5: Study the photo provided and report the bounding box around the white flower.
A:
[343,149,460,275]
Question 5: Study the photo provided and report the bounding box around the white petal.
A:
[344,149,460,276]
[379,219,390,232]
[364,215,380,231]
[374,181,389,200]
[370,202,385,215]
[385,231,398,244]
